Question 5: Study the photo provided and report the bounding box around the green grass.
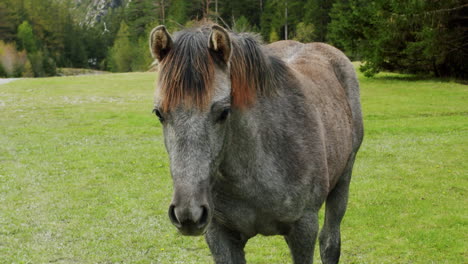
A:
[0,70,466,263]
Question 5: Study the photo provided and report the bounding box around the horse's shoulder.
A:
[302,42,350,63]
[266,40,303,50]
[265,40,304,61]
[265,41,331,68]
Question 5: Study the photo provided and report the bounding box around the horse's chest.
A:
[212,180,306,237]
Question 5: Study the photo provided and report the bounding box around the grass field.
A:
[0,70,466,263]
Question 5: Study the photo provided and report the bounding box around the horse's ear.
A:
[208,25,232,63]
[149,25,173,61]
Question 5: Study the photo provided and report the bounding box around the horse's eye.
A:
[152,108,164,123]
[217,108,231,123]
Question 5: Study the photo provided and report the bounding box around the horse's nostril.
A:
[197,205,209,228]
[168,205,182,228]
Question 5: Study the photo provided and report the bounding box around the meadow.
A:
[0,70,466,263]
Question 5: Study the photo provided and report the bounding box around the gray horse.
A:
[149,24,363,264]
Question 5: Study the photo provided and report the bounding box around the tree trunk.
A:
[285,1,288,40]
[205,0,211,21]
[161,0,165,24]
[215,0,218,22]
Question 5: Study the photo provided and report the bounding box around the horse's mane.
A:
[158,25,290,111]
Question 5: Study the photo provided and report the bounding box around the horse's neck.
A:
[225,108,266,166]
[221,84,306,182]
[219,109,271,186]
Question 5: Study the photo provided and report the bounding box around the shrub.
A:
[293,22,315,43]
[0,41,29,77]
[0,41,17,77]
[108,21,133,72]
[130,37,153,72]
[269,30,280,43]
[22,59,34,77]
[42,50,57,76]
[233,16,252,33]
[28,52,45,77]
[0,63,5,77]
[17,21,37,53]
[328,0,467,78]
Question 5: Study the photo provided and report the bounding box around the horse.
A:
[149,24,364,264]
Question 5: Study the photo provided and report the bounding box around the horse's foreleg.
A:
[285,211,319,264]
[319,153,355,264]
[205,220,247,264]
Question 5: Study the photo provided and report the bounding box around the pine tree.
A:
[219,0,262,28]
[126,0,157,40]
[63,13,88,68]
[304,0,335,42]
[17,21,37,53]
[293,22,315,42]
[0,0,19,42]
[167,0,188,31]
[328,0,468,78]
[260,0,284,41]
[108,21,133,72]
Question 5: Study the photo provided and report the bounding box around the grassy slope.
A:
[0,71,466,263]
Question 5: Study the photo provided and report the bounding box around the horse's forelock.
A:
[158,27,288,111]
[158,29,215,112]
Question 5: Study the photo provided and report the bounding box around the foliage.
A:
[233,16,253,33]
[260,0,285,40]
[25,50,56,77]
[21,58,34,77]
[0,0,465,78]
[0,41,28,77]
[0,41,17,77]
[0,0,79,74]
[0,61,4,77]
[304,0,335,42]
[108,21,133,72]
[218,0,263,29]
[328,0,467,78]
[90,6,127,70]
[293,22,315,43]
[62,14,88,68]
[166,0,188,32]
[130,37,154,72]
[0,0,20,42]
[27,52,45,77]
[16,21,37,53]
[269,30,280,42]
[125,0,158,40]
[42,49,57,76]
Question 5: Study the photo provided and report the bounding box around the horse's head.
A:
[149,25,233,236]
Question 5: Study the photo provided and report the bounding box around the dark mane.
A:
[230,33,290,108]
[158,25,290,111]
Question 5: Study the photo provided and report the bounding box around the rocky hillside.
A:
[72,0,126,26]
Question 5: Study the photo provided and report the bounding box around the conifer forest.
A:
[0,0,466,78]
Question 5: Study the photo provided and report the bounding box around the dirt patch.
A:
[0,78,20,85]
[57,68,110,76]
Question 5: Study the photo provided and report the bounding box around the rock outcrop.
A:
[74,0,125,26]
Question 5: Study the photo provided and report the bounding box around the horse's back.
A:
[302,42,364,151]
[267,40,363,151]
[267,40,364,188]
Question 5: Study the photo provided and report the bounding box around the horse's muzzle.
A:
[168,204,210,236]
